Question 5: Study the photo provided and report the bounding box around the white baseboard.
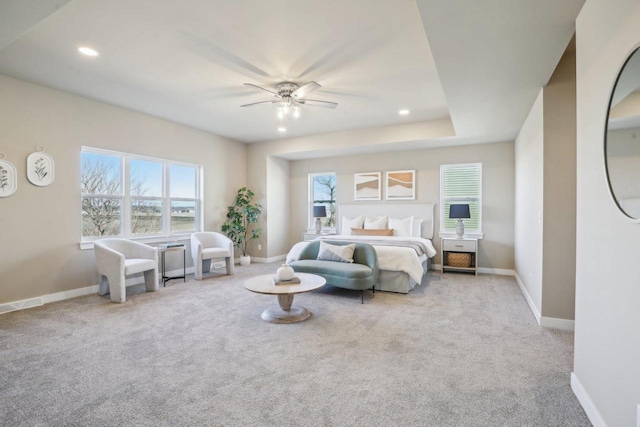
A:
[513,271,542,323]
[42,285,100,304]
[540,316,575,331]
[252,254,286,263]
[0,284,101,315]
[571,372,607,427]
[435,265,573,330]
[432,263,515,277]
[0,296,44,314]
[512,272,574,331]
[477,267,515,275]
[1,266,197,315]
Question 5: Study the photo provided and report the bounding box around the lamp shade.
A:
[449,204,470,219]
[313,205,327,218]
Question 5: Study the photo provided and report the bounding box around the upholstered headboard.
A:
[338,203,436,239]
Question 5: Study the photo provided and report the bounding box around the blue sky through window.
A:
[169,165,196,207]
[170,164,196,201]
[124,160,196,201]
[130,159,162,196]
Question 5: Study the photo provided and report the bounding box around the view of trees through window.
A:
[81,148,201,240]
[81,152,122,237]
[311,173,336,227]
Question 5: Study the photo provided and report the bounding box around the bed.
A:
[286,203,437,294]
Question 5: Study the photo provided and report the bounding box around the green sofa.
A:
[288,240,379,303]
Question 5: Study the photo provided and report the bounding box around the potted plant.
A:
[221,187,262,266]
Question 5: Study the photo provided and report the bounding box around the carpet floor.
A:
[0,263,590,426]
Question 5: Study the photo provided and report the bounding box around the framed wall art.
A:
[0,153,17,197]
[385,170,415,200]
[354,172,381,201]
[27,146,54,187]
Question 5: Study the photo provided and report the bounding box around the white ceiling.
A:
[0,0,584,147]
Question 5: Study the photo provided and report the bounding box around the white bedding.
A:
[286,235,436,284]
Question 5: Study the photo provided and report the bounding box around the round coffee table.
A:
[243,273,326,324]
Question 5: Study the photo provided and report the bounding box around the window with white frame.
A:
[440,163,482,234]
[81,147,202,241]
[308,173,336,230]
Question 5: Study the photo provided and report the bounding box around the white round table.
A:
[243,273,326,323]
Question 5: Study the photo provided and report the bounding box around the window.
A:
[81,151,123,237]
[309,173,336,230]
[81,147,202,244]
[440,163,482,235]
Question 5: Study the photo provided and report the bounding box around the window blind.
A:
[441,163,482,232]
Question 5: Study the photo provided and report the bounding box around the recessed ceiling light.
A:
[398,109,410,115]
[277,127,287,133]
[78,46,99,57]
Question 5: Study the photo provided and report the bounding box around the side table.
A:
[157,243,187,286]
[441,237,478,275]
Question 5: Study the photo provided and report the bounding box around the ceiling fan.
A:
[241,81,338,119]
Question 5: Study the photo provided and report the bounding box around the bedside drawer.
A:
[442,239,475,252]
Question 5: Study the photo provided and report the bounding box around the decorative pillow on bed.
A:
[351,228,394,236]
[388,216,413,237]
[317,241,356,263]
[341,215,365,235]
[364,216,387,229]
[412,218,423,237]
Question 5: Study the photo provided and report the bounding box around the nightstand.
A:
[303,232,336,241]
[441,237,478,275]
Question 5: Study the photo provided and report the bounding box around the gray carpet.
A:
[0,263,590,426]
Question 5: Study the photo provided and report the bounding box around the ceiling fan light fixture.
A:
[242,80,337,119]
[277,98,299,119]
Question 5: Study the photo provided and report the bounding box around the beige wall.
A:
[514,91,544,312]
[266,156,289,259]
[247,119,456,258]
[541,40,577,320]
[514,39,577,322]
[0,74,247,304]
[289,141,515,269]
[574,1,640,426]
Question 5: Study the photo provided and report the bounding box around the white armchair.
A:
[191,232,234,279]
[94,238,159,303]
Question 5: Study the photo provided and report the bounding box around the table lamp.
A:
[313,205,327,234]
[449,204,470,238]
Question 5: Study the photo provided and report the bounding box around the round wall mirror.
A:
[605,47,640,220]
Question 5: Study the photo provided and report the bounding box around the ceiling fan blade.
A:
[240,100,280,108]
[299,98,338,109]
[291,81,321,99]
[243,83,280,97]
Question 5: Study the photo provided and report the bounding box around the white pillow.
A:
[388,216,413,237]
[412,218,423,237]
[341,215,365,235]
[364,216,387,229]
[317,241,355,263]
